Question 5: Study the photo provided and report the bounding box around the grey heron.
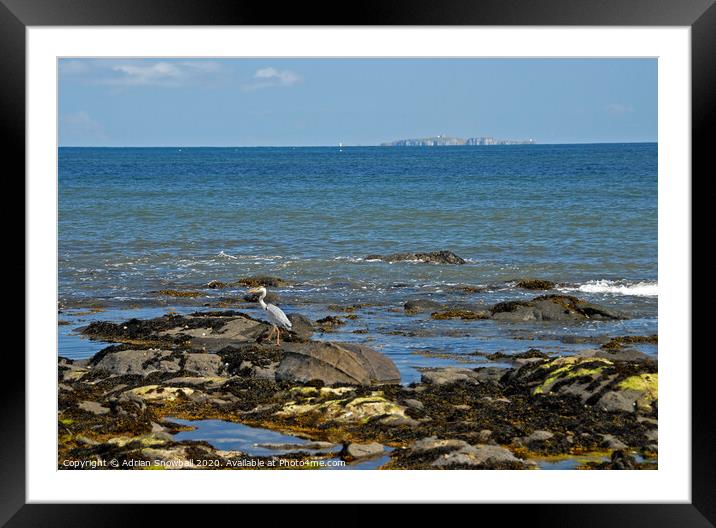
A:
[247,286,292,346]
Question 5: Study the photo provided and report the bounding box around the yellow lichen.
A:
[618,373,658,411]
[533,357,612,395]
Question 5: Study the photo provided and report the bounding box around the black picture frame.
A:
[4,0,713,523]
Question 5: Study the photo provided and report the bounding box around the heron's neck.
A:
[258,291,267,309]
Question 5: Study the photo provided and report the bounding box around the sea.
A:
[58,143,657,384]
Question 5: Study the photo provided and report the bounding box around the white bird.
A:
[247,286,292,346]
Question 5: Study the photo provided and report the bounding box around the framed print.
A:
[5,0,714,522]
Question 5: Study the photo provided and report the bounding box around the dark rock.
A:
[315,316,345,330]
[287,313,314,339]
[490,294,623,322]
[217,343,282,377]
[206,280,227,289]
[276,341,400,386]
[155,289,203,298]
[365,250,466,265]
[601,335,658,350]
[404,299,444,314]
[514,279,556,290]
[243,291,281,304]
[431,309,490,320]
[236,276,288,288]
[577,348,652,362]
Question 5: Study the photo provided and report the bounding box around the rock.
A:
[523,430,554,448]
[121,385,195,402]
[243,291,281,304]
[237,276,288,288]
[407,437,526,469]
[598,373,658,414]
[217,343,282,377]
[256,441,336,451]
[478,430,493,443]
[420,367,486,386]
[364,250,466,265]
[183,353,224,376]
[165,376,227,388]
[490,294,623,322]
[315,316,345,330]
[601,434,628,450]
[584,348,653,362]
[276,341,400,385]
[92,349,181,376]
[345,442,385,459]
[274,391,413,426]
[287,313,314,339]
[404,299,444,314]
[206,280,227,289]
[514,279,556,290]
[514,355,658,415]
[430,309,490,320]
[156,289,203,298]
[78,400,110,415]
[403,398,424,411]
[603,449,637,470]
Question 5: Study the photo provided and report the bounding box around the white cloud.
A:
[243,67,301,90]
[59,60,224,87]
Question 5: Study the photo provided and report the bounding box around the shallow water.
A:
[168,417,389,470]
[58,144,657,383]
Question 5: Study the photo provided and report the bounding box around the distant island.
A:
[381,135,536,146]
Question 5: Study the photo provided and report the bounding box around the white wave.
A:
[561,280,658,297]
[217,251,238,260]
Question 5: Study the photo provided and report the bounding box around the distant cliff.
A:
[381,135,536,146]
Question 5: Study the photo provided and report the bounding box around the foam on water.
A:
[561,280,658,297]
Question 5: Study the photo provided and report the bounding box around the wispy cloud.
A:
[60,111,106,142]
[106,61,223,87]
[606,103,634,116]
[59,60,224,87]
[243,67,301,91]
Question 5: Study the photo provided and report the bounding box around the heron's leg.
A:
[276,327,281,346]
[266,325,275,342]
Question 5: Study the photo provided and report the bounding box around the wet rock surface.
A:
[276,341,401,386]
[60,308,657,470]
[490,295,623,322]
[365,250,466,265]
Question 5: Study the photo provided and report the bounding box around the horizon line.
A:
[59,140,657,148]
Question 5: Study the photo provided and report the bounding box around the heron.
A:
[247,286,292,346]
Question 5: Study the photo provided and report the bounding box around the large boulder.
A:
[490,294,623,322]
[511,355,658,415]
[92,349,182,376]
[365,250,466,265]
[276,341,400,385]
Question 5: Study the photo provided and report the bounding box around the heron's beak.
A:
[247,287,262,294]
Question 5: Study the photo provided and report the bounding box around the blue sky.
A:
[59,58,657,146]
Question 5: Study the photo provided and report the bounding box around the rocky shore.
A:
[58,293,658,470]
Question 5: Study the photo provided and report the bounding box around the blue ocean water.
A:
[58,144,657,381]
